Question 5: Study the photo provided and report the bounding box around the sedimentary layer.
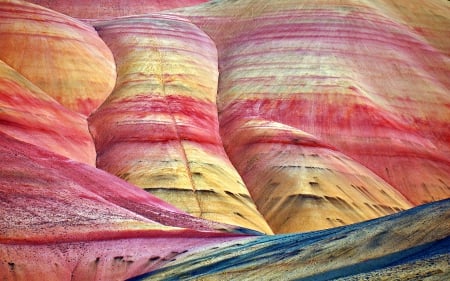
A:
[89,14,272,234]
[0,0,116,115]
[0,60,96,165]
[173,0,450,207]
[0,131,254,281]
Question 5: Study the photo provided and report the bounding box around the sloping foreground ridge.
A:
[132,199,450,280]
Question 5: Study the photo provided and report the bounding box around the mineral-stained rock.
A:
[0,60,96,165]
[0,132,254,281]
[0,0,116,115]
[27,0,208,20]
[0,0,449,279]
[173,0,450,207]
[89,15,272,234]
[223,119,412,233]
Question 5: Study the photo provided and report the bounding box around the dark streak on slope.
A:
[130,199,450,280]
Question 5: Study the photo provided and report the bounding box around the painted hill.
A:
[0,131,255,281]
[0,0,116,115]
[0,0,448,280]
[89,14,272,234]
[171,0,450,208]
[0,60,96,165]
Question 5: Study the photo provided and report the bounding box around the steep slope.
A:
[0,60,96,165]
[0,132,254,281]
[172,0,450,208]
[131,199,450,280]
[224,119,411,232]
[89,14,272,234]
[0,0,448,280]
[0,0,116,115]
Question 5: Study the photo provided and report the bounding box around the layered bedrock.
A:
[0,59,96,165]
[27,0,209,19]
[0,132,250,281]
[174,0,450,206]
[222,119,412,233]
[89,15,272,234]
[0,0,116,115]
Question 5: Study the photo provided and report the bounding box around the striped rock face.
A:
[0,132,250,281]
[0,0,116,115]
[26,0,208,19]
[175,0,450,208]
[0,60,96,165]
[89,15,272,234]
[224,119,412,233]
[1,0,450,279]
